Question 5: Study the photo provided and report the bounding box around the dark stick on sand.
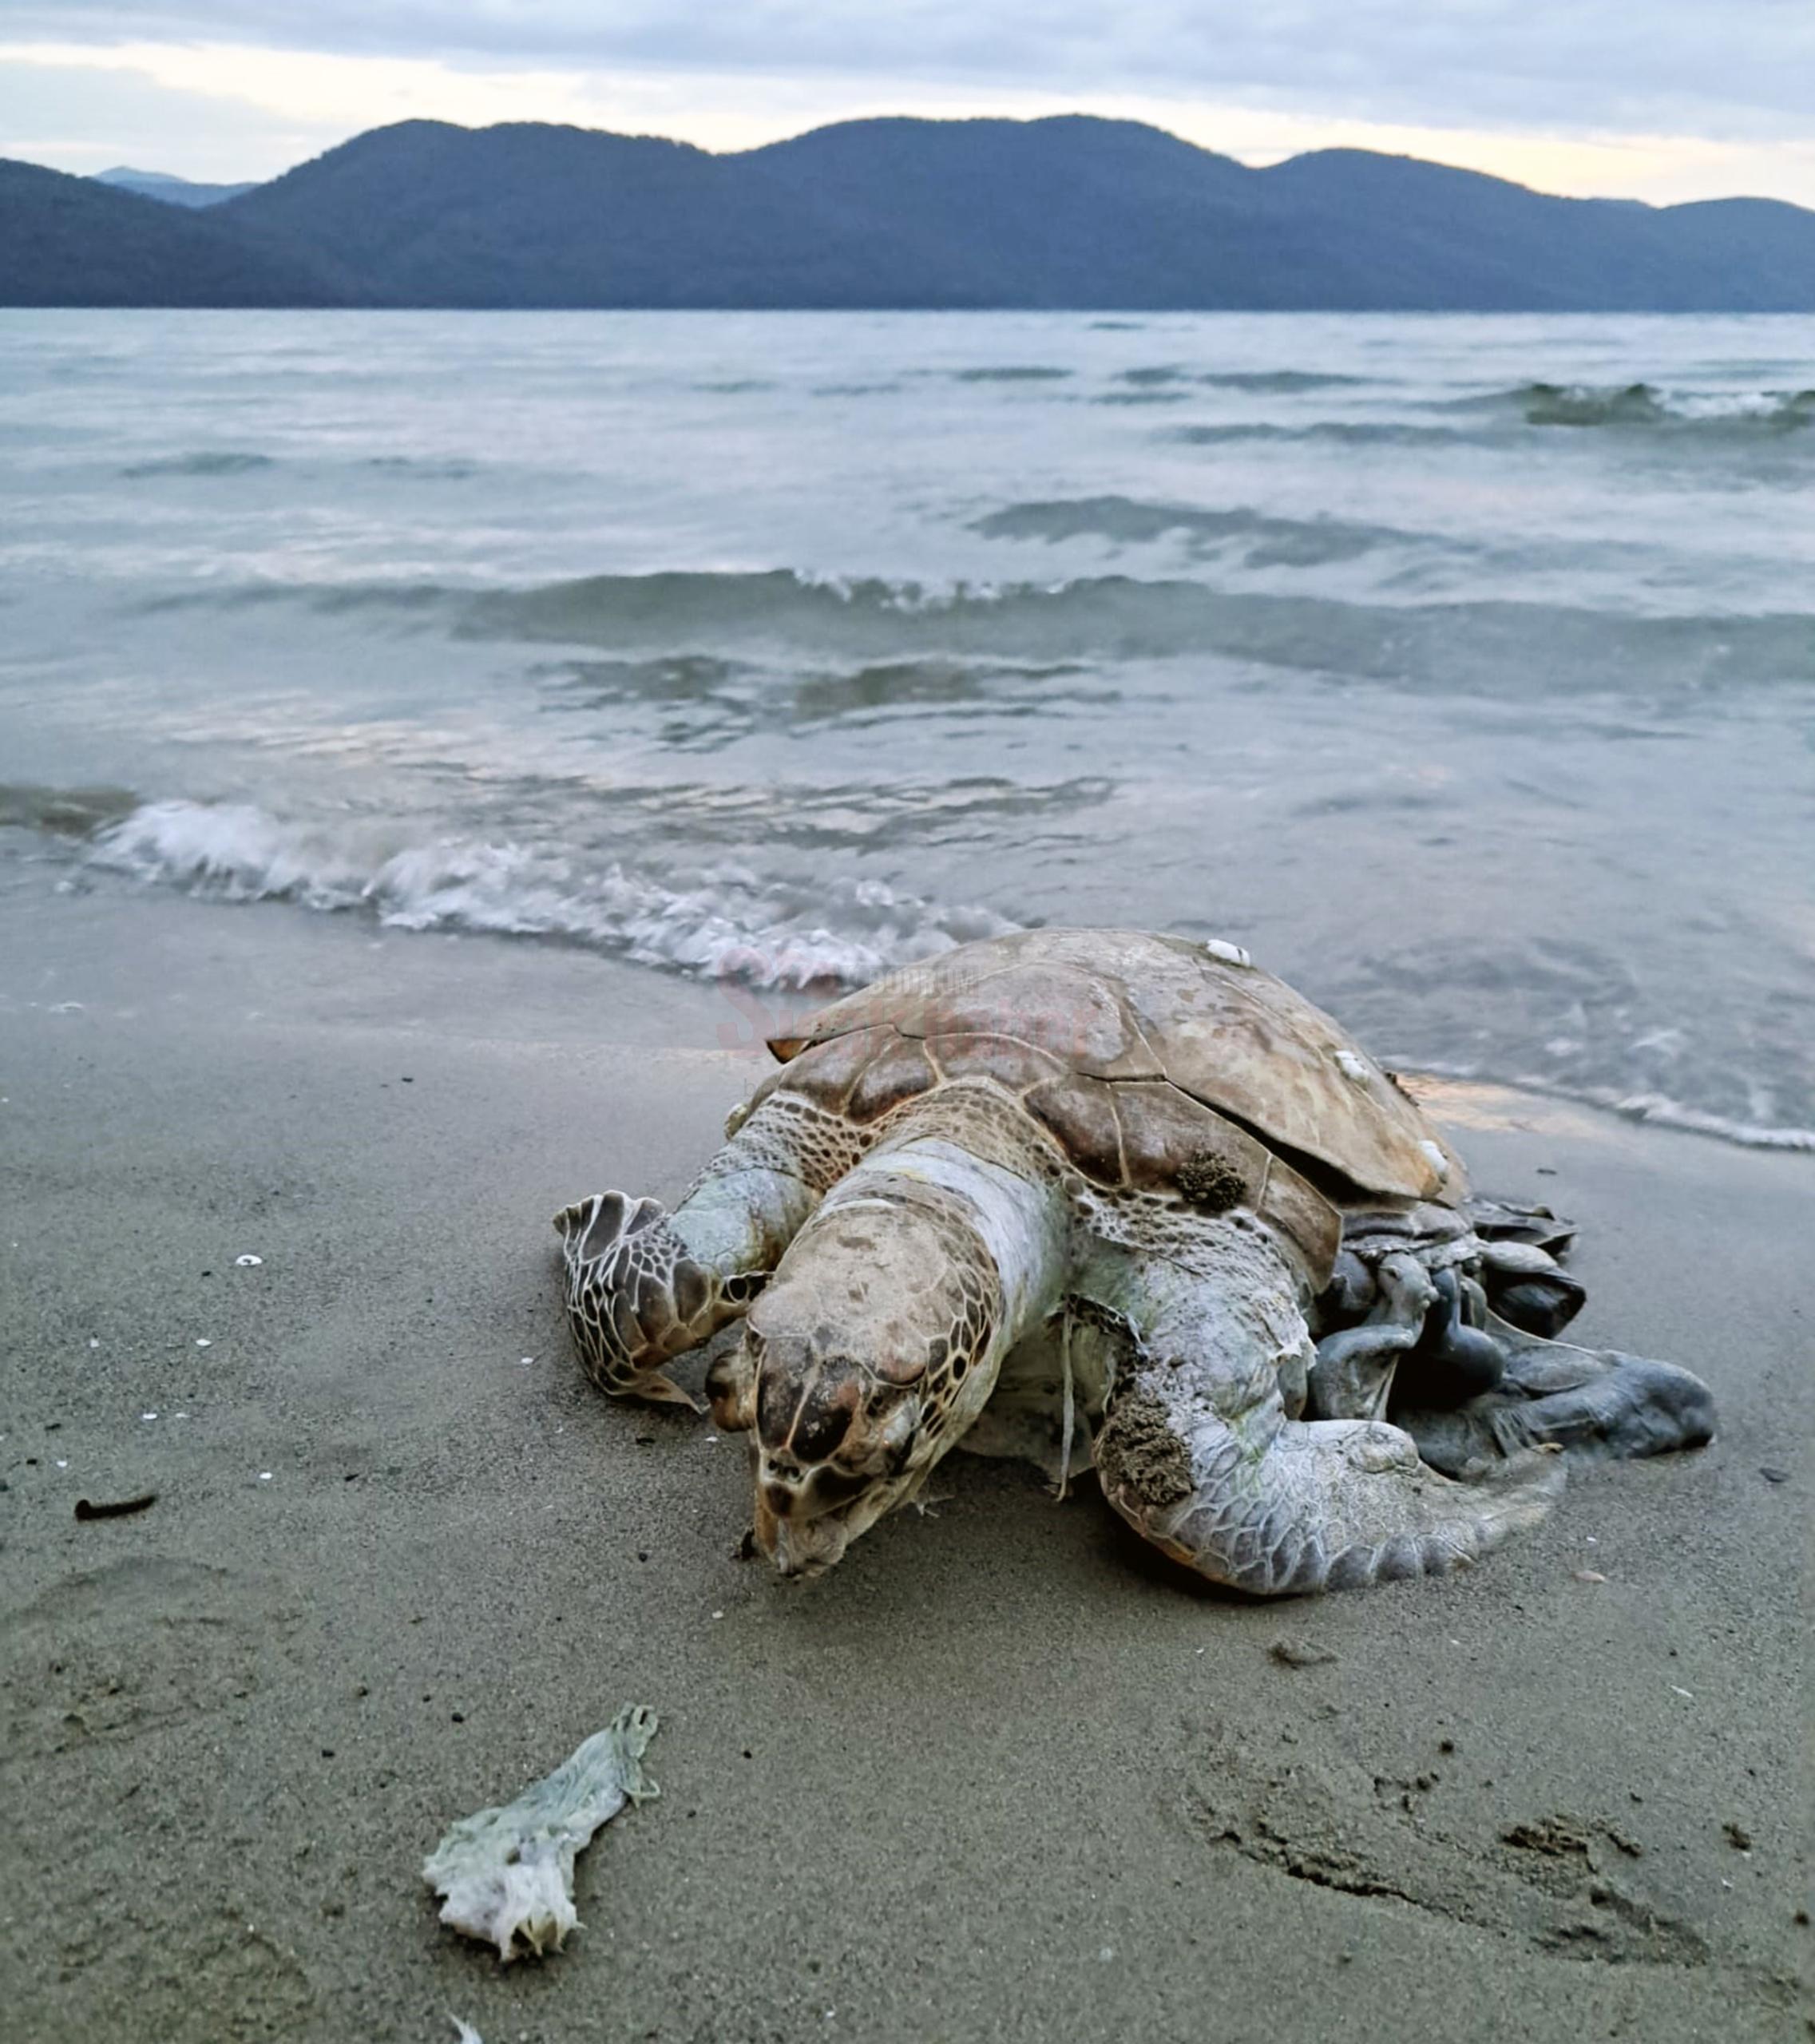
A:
[73,1491,158,1520]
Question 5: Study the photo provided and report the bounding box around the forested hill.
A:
[6,115,1813,310]
[0,159,348,307]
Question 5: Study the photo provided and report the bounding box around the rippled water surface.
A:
[2,309,1811,1143]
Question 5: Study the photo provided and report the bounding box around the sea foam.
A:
[81,797,1815,1154]
[90,798,1016,988]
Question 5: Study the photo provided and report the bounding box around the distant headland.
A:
[4,113,1812,310]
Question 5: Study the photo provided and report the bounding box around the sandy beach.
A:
[2,874,1809,2043]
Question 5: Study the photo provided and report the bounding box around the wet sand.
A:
[1,877,1809,2042]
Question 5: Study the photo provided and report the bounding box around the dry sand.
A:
[2,877,1809,2042]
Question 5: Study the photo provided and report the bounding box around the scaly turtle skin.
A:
[555,931,1714,1591]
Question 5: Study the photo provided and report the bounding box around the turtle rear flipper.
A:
[1085,1236,1563,1596]
[1097,1377,1564,1597]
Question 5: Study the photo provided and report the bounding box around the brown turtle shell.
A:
[758,929,1468,1285]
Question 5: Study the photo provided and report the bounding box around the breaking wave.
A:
[1577,1090,1815,1151]
[156,566,1809,695]
[971,495,1419,566]
[1413,1064,1815,1154]
[1472,382,1815,432]
[1195,370,1372,391]
[1172,421,1476,449]
[1113,367,1370,392]
[119,450,276,478]
[1175,386,1815,447]
[88,798,1017,988]
[361,454,482,479]
[0,781,141,837]
[949,365,1072,382]
[65,796,1814,1152]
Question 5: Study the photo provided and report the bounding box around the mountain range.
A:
[94,166,258,208]
[4,114,1812,311]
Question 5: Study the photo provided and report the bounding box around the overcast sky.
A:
[3,1,1813,204]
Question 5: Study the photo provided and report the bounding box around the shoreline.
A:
[2,877,1809,2041]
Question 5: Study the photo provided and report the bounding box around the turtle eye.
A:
[705,1337,758,1432]
[755,1358,797,1446]
[873,1396,923,1471]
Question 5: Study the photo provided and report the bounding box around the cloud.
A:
[0,59,319,176]
[2,6,1812,204]
[2,1,1812,142]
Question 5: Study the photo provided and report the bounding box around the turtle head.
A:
[706,1198,998,1576]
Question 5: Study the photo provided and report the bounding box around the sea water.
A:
[1,309,1809,1145]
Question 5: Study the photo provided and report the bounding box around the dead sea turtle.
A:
[555,930,1713,1592]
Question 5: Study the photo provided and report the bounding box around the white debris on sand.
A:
[422,1705,660,1963]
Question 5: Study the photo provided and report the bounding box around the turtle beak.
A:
[756,1483,853,1578]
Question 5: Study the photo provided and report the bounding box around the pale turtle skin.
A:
[555,930,1714,1591]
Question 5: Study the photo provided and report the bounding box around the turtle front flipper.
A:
[555,1095,847,1405]
[554,1192,729,1408]
[1085,1234,1563,1595]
